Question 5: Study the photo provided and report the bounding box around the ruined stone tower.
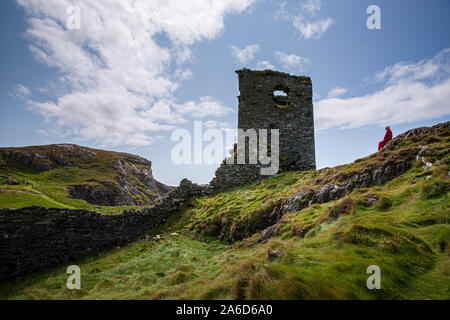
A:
[236,69,316,172]
[210,69,316,190]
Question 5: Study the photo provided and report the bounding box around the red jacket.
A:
[383,129,393,143]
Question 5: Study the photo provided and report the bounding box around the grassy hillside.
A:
[0,124,448,300]
[0,185,137,215]
[0,165,447,300]
[0,144,170,213]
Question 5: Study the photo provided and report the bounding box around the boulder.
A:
[311,184,346,204]
[267,248,282,260]
[4,178,19,185]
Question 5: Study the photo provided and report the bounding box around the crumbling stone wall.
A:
[0,179,208,280]
[210,69,316,190]
[0,69,319,280]
[210,158,264,190]
[237,69,315,171]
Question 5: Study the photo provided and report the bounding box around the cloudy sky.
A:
[1,0,449,185]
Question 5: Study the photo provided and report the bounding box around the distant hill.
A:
[0,144,172,210]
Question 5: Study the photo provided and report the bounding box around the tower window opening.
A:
[273,86,289,108]
[274,90,288,97]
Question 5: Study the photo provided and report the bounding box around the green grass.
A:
[157,170,318,238]
[0,185,71,209]
[0,184,140,215]
[0,148,145,214]
[1,162,448,300]
[0,127,448,299]
[0,237,230,300]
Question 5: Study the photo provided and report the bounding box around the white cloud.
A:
[230,44,260,64]
[10,84,31,100]
[275,51,310,73]
[175,48,193,65]
[174,96,234,118]
[293,16,333,40]
[274,2,288,21]
[327,87,347,98]
[301,0,322,14]
[15,0,257,146]
[256,60,276,70]
[174,68,194,81]
[315,49,450,131]
[375,49,450,85]
[144,0,258,45]
[277,0,333,40]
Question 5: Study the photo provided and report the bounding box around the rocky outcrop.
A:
[0,150,52,171]
[252,122,450,242]
[395,121,449,140]
[0,144,172,206]
[279,189,315,214]
[198,153,415,243]
[202,122,450,243]
[66,158,173,206]
[112,158,172,204]
[66,183,125,206]
[4,178,19,186]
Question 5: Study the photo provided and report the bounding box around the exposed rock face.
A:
[66,183,124,206]
[203,121,450,243]
[0,144,172,206]
[201,156,415,243]
[0,144,99,171]
[252,122,450,242]
[0,150,52,171]
[66,158,173,206]
[279,189,315,214]
[112,158,172,204]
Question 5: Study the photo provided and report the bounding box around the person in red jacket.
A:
[378,126,393,151]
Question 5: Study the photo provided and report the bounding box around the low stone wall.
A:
[0,179,208,281]
[210,161,265,191]
[209,143,277,191]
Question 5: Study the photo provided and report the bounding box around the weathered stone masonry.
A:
[237,69,315,171]
[0,69,318,280]
[0,179,208,280]
[210,69,316,190]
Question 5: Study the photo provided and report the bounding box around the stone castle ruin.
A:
[5,70,446,281]
[211,69,316,190]
[0,69,317,280]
